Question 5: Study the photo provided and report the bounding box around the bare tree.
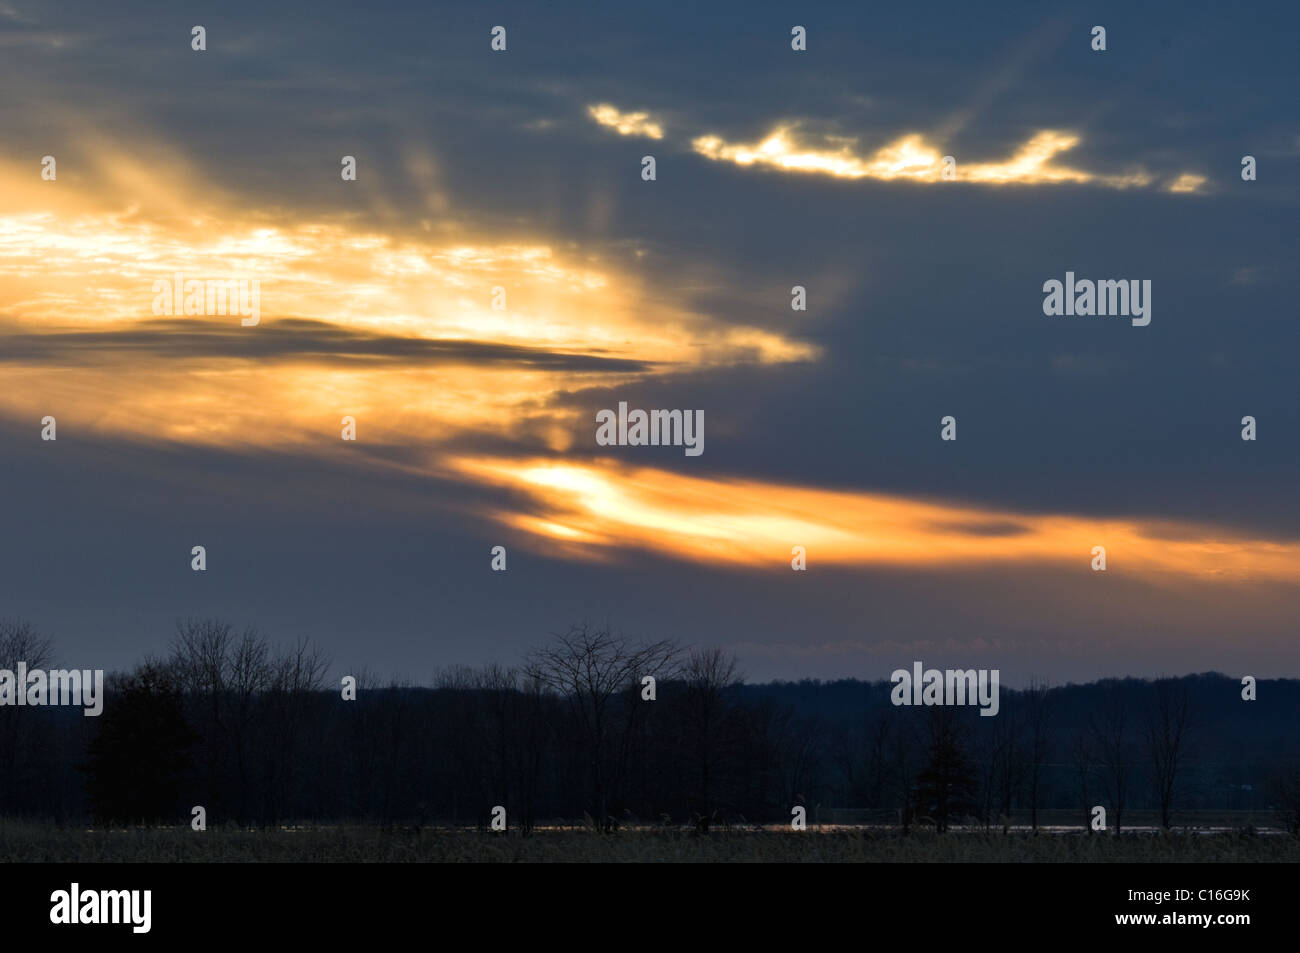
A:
[263,636,331,824]
[511,670,550,836]
[168,619,274,824]
[976,700,1021,832]
[525,623,681,830]
[465,663,552,836]
[370,676,416,830]
[1267,761,1300,836]
[862,713,895,812]
[338,665,381,819]
[829,721,866,807]
[1090,682,1133,835]
[681,647,741,831]
[892,716,920,831]
[1025,679,1054,831]
[0,619,56,813]
[0,618,54,671]
[1144,678,1192,830]
[1068,727,1094,833]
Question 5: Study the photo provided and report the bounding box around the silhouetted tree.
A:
[85,661,197,824]
[262,636,330,824]
[914,707,980,832]
[1144,677,1192,829]
[976,701,1021,831]
[1090,682,1133,834]
[681,647,741,831]
[0,619,54,815]
[1069,727,1095,832]
[1025,679,1054,831]
[525,623,681,830]
[1267,761,1300,836]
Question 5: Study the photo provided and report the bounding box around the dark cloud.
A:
[0,317,656,372]
[929,520,1032,538]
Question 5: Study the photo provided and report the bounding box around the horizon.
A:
[0,613,1284,693]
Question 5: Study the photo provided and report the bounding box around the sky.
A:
[0,0,1297,685]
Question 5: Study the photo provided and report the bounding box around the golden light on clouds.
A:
[693,128,943,181]
[692,126,1161,189]
[450,455,1300,580]
[1166,172,1207,194]
[0,162,815,453]
[0,208,811,363]
[587,103,664,139]
[0,127,1246,587]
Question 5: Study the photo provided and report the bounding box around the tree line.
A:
[2,618,1299,833]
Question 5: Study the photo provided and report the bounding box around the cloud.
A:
[587,103,664,139]
[447,455,1300,580]
[0,154,818,458]
[0,317,658,371]
[0,157,815,367]
[0,2,36,24]
[692,125,1166,189]
[1166,172,1207,193]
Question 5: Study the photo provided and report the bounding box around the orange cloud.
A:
[449,455,1300,580]
[0,160,816,453]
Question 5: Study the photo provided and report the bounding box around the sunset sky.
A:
[1,1,1297,684]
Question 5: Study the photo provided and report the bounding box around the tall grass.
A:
[1,821,1295,862]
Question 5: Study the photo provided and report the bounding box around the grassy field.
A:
[2,821,1297,862]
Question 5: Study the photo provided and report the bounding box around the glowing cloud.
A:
[449,455,1300,581]
[693,128,941,180]
[588,103,665,139]
[693,125,1164,189]
[1166,172,1207,194]
[0,161,816,454]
